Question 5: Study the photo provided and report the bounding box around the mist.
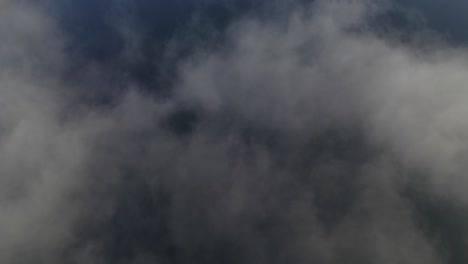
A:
[0,0,468,263]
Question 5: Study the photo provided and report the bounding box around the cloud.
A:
[0,0,468,263]
[0,3,85,262]
[177,0,468,206]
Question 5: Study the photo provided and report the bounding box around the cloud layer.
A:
[1,1,468,263]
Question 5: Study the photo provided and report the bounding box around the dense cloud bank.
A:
[1,0,468,263]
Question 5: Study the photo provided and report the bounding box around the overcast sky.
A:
[1,1,468,263]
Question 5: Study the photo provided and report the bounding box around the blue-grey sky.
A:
[45,0,468,96]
